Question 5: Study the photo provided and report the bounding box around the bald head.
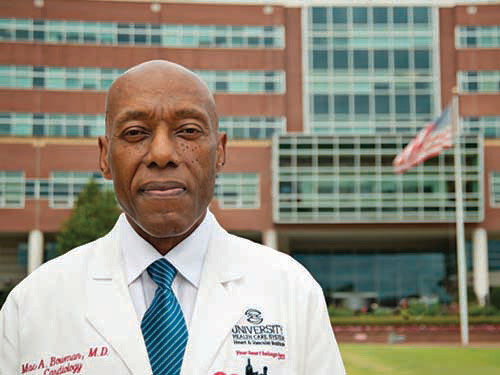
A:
[105,60,218,135]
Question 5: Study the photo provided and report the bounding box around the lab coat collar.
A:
[86,220,152,374]
[119,210,213,289]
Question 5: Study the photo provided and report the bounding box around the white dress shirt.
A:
[119,210,213,330]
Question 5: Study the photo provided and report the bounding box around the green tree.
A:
[57,179,121,254]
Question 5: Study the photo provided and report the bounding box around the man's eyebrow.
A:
[113,110,151,127]
[173,108,210,124]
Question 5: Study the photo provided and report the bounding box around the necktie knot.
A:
[147,258,176,290]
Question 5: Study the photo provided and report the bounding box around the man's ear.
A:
[216,132,227,171]
[98,136,112,180]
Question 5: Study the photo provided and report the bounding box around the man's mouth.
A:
[139,181,187,197]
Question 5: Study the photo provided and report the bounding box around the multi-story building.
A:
[1,0,499,308]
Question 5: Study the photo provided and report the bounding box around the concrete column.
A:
[263,229,278,251]
[472,228,489,306]
[27,229,44,274]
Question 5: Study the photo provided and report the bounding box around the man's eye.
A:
[122,128,148,140]
[179,127,201,136]
[123,128,145,137]
[125,130,142,136]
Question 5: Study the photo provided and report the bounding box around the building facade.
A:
[1,0,499,308]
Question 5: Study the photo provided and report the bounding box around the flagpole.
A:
[452,90,469,346]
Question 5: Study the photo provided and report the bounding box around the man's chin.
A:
[135,212,192,239]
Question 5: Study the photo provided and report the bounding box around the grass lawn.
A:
[339,343,500,375]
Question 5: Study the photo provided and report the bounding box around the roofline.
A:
[88,0,500,7]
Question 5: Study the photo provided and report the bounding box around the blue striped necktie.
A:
[141,258,188,375]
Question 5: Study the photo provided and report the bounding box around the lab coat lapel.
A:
[86,227,152,375]
[182,221,245,375]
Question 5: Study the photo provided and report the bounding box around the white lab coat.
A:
[0,217,345,375]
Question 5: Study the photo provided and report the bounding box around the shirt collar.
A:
[119,210,213,288]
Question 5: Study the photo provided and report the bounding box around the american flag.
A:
[393,105,455,174]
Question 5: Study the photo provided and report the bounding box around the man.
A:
[0,60,345,375]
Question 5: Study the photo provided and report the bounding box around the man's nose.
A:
[144,129,179,168]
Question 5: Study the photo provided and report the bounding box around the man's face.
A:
[99,62,226,239]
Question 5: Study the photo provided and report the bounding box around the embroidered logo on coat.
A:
[245,309,263,325]
[232,308,286,349]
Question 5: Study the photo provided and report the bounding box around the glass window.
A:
[0,19,284,49]
[414,50,430,69]
[313,37,328,46]
[67,31,79,42]
[312,7,327,24]
[0,123,10,135]
[334,95,349,114]
[396,95,410,114]
[353,50,368,69]
[0,170,24,207]
[276,134,481,222]
[332,37,348,47]
[332,8,347,24]
[465,36,477,47]
[373,7,388,24]
[117,33,129,44]
[33,124,44,136]
[339,181,355,193]
[15,29,30,40]
[456,26,500,49]
[374,50,389,69]
[458,71,500,93]
[134,34,147,44]
[403,180,418,193]
[264,37,274,47]
[0,66,283,94]
[313,95,329,114]
[393,7,408,24]
[264,82,275,92]
[467,81,478,92]
[306,5,437,136]
[394,49,409,69]
[34,30,45,41]
[214,173,260,209]
[375,95,390,114]
[416,95,431,114]
[83,31,97,43]
[354,95,369,114]
[49,124,63,136]
[333,50,348,70]
[215,81,228,92]
[352,7,368,24]
[33,77,44,88]
[247,36,259,47]
[413,7,429,24]
[313,50,328,70]
[0,28,12,41]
